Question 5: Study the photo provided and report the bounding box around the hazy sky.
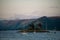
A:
[0,0,60,19]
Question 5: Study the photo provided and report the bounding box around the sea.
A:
[0,30,60,40]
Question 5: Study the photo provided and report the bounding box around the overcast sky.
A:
[0,0,60,19]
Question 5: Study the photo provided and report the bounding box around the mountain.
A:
[0,19,36,30]
[37,16,60,30]
[0,16,60,31]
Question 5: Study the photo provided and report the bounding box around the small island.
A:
[19,23,49,33]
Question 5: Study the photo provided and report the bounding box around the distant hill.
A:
[37,16,60,30]
[0,19,36,30]
[0,16,60,31]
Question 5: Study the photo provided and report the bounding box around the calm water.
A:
[0,30,60,40]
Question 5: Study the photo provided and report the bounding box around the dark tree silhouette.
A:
[28,23,34,30]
